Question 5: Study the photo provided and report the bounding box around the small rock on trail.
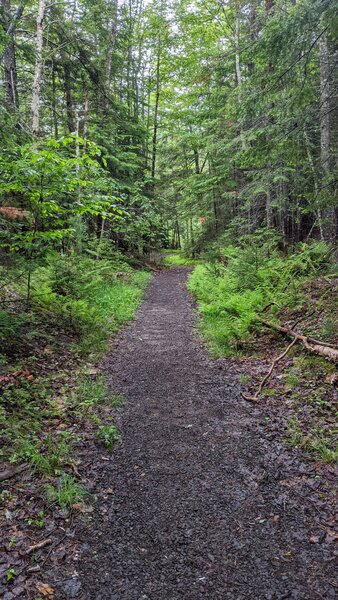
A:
[77,268,337,600]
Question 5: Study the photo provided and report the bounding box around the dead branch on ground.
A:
[260,319,338,362]
[243,338,297,403]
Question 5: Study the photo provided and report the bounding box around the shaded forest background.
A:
[0,0,337,260]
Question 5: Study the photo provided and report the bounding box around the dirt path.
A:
[78,268,336,600]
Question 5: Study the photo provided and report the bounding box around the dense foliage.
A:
[154,0,337,251]
[0,0,337,261]
[188,233,332,355]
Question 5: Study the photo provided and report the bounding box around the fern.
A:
[188,237,331,356]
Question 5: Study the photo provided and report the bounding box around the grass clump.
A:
[111,394,125,408]
[287,417,338,464]
[72,374,110,413]
[10,433,72,476]
[45,474,87,509]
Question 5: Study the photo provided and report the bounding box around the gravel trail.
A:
[78,268,336,600]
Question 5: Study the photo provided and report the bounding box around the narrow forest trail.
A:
[78,269,336,600]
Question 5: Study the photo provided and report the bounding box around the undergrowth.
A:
[285,356,338,465]
[0,246,151,508]
[163,253,198,267]
[188,230,337,465]
[28,253,151,357]
[45,474,88,509]
[188,232,331,356]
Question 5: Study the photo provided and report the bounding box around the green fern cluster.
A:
[188,237,330,356]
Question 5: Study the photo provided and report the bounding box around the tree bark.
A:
[265,0,274,228]
[303,130,323,239]
[31,0,46,136]
[63,58,75,133]
[51,60,58,137]
[83,89,89,145]
[235,12,245,150]
[1,0,22,110]
[266,180,273,227]
[104,0,118,113]
[151,35,161,180]
[319,28,336,242]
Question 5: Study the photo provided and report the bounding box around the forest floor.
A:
[1,267,337,599]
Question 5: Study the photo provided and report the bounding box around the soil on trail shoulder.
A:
[77,268,337,600]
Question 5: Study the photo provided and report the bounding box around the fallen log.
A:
[259,319,338,363]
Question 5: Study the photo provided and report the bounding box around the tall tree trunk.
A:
[83,90,89,146]
[51,60,58,137]
[266,175,273,228]
[175,219,181,249]
[31,0,46,136]
[193,149,200,174]
[319,28,336,242]
[104,0,118,114]
[63,58,75,133]
[248,3,257,74]
[145,74,151,169]
[320,31,330,174]
[265,0,274,228]
[1,0,22,110]
[303,130,323,239]
[235,11,245,149]
[151,35,161,180]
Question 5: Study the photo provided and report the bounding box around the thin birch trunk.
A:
[83,90,89,147]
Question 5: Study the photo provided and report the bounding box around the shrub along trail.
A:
[77,268,336,600]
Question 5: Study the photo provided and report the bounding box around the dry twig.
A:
[243,338,297,403]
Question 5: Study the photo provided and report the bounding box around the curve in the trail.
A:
[78,268,336,600]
